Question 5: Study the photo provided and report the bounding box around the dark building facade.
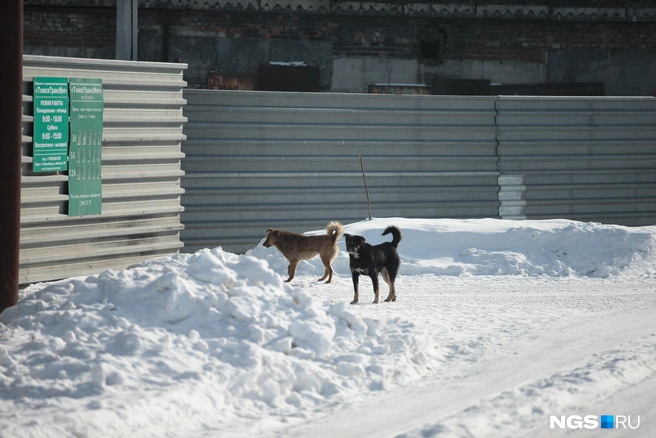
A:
[24,0,656,95]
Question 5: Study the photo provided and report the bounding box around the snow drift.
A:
[250,218,656,278]
[1,243,437,438]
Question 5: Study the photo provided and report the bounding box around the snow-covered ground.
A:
[1,218,655,438]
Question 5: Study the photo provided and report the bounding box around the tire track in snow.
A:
[526,374,656,438]
[273,311,656,438]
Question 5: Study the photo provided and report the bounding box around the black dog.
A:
[344,226,402,304]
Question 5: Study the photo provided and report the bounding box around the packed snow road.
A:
[269,275,656,438]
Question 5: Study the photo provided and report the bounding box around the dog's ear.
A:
[344,233,351,238]
[358,236,366,244]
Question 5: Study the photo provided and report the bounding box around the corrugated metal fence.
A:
[20,55,187,284]
[497,96,656,225]
[182,91,656,254]
[181,91,501,253]
[19,74,655,282]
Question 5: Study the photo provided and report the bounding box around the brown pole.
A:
[0,0,23,312]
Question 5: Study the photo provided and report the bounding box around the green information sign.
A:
[68,78,104,216]
[33,77,69,172]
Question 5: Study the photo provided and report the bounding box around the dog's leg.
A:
[370,272,380,304]
[285,260,299,282]
[382,268,395,302]
[388,286,397,302]
[350,273,359,304]
[318,253,333,283]
[326,265,334,283]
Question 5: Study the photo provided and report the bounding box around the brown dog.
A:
[263,221,344,283]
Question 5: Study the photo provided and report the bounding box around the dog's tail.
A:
[326,221,345,243]
[382,226,402,248]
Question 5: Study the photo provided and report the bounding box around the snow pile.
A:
[250,218,656,278]
[0,248,438,438]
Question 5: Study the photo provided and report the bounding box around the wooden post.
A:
[0,0,23,312]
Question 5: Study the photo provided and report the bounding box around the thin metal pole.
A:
[116,0,138,60]
[0,0,23,312]
[359,155,372,220]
